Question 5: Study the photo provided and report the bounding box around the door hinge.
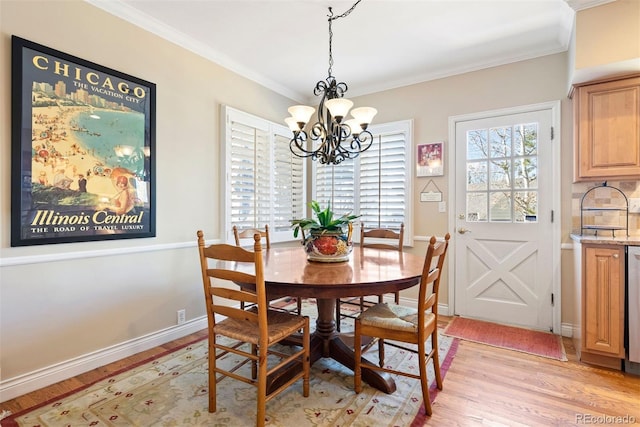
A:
[551,293,555,306]
[551,126,554,141]
[551,210,554,223]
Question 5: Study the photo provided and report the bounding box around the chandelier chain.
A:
[327,0,363,78]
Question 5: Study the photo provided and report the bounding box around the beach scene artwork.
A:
[12,38,155,245]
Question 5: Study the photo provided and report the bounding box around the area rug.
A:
[443,316,567,361]
[1,300,459,427]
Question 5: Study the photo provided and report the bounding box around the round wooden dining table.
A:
[257,245,427,394]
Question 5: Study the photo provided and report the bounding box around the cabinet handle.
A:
[613,254,619,259]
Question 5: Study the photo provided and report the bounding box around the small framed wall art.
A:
[416,141,444,177]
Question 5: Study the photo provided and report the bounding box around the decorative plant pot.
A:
[303,225,353,263]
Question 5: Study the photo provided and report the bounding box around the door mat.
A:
[443,316,567,361]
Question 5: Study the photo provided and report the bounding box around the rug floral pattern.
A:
[5,301,457,427]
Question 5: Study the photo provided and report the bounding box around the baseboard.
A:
[0,316,208,403]
[561,322,574,338]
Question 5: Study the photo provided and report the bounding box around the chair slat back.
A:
[197,230,267,334]
[418,233,451,317]
[360,223,404,251]
[233,225,270,249]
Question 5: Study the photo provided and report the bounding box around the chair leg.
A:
[209,336,216,413]
[335,299,342,332]
[394,291,400,304]
[256,345,268,427]
[251,344,258,380]
[354,321,362,393]
[432,330,443,390]
[417,339,433,416]
[378,338,385,368]
[302,318,310,397]
[296,298,302,315]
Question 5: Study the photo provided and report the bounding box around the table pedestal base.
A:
[271,298,396,394]
[310,333,396,393]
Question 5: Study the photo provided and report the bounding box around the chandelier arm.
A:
[289,132,315,158]
[354,131,372,151]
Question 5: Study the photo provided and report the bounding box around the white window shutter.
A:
[359,130,407,229]
[311,120,413,245]
[223,106,306,243]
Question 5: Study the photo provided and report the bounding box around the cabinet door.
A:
[582,245,625,357]
[574,75,640,181]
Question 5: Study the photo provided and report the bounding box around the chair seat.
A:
[214,307,307,344]
[359,302,435,333]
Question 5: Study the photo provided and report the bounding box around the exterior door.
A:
[451,103,559,332]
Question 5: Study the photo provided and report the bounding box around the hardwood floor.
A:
[1,318,639,426]
[429,327,640,426]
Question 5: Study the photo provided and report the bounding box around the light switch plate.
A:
[629,198,640,213]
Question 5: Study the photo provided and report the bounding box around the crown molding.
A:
[564,0,617,12]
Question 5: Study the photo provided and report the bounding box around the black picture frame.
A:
[11,36,156,246]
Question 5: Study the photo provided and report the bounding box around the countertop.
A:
[570,233,640,246]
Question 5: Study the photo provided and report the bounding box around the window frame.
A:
[312,119,414,246]
[220,105,307,244]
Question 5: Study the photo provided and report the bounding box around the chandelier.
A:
[285,0,377,165]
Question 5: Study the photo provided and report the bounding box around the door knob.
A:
[458,227,471,234]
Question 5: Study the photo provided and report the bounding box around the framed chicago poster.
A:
[11,36,156,246]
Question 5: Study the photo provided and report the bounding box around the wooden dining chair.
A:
[353,233,450,416]
[233,224,271,249]
[197,230,310,427]
[336,223,404,331]
[233,225,302,315]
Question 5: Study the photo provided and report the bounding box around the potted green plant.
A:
[291,200,359,262]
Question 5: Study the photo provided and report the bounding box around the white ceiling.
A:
[88,0,613,103]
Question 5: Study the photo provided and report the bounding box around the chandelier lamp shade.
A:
[285,0,377,165]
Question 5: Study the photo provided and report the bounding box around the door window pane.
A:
[467,129,488,160]
[514,123,538,156]
[489,160,511,190]
[514,157,537,189]
[467,161,488,191]
[489,127,511,158]
[514,191,538,223]
[490,192,512,221]
[466,193,487,222]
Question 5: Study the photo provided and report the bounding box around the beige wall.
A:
[0,0,628,397]
[572,0,640,83]
[0,0,295,384]
[575,0,640,70]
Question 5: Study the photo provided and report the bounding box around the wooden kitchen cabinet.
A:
[573,75,640,182]
[582,244,625,366]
